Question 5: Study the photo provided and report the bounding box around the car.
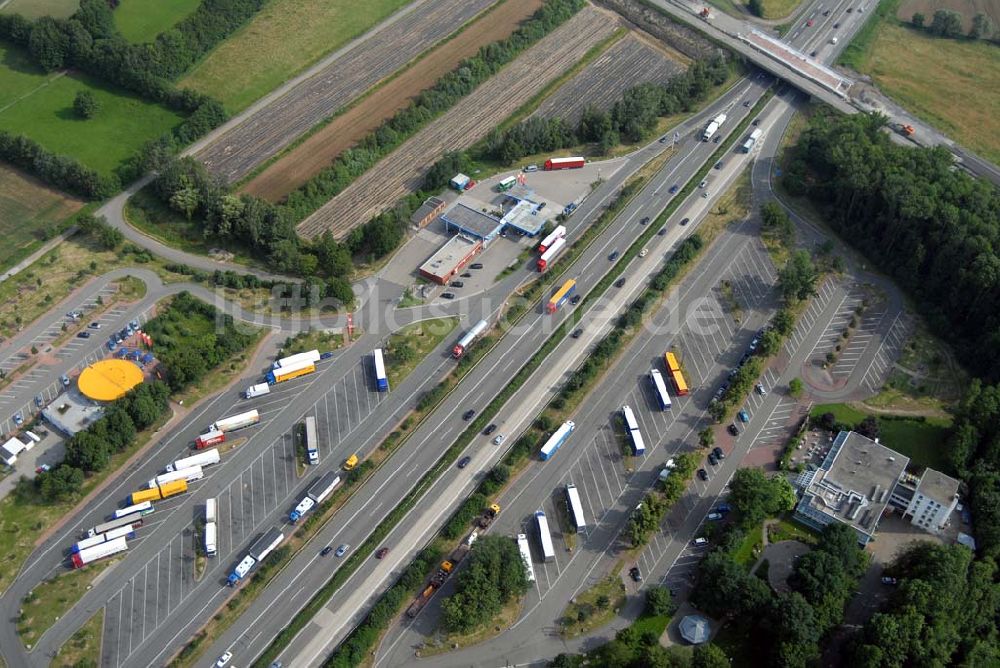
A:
[66,310,82,320]
[714,161,723,170]
[810,50,817,57]
[727,423,739,436]
[697,468,708,481]
[13,412,23,426]
[450,281,464,288]
[113,332,123,344]
[738,409,750,423]
[743,100,751,107]
[441,292,455,299]
[702,190,710,198]
[712,447,725,460]
[708,512,723,521]
[608,250,620,261]
[846,7,853,12]
[614,278,626,288]
[640,216,650,225]
[335,544,350,557]
[708,453,719,466]
[270,662,284,668]
[806,18,814,26]
[715,503,732,514]
[470,263,484,269]
[77,331,91,339]
[749,335,760,351]
[35,464,50,474]
[739,352,751,366]
[524,165,538,172]
[756,382,766,396]
[658,228,667,235]
[823,9,830,15]
[833,21,840,28]
[484,424,497,436]
[321,545,333,556]
[458,456,472,469]
[462,409,476,421]
[570,294,581,305]
[34,394,43,407]
[699,179,707,188]
[493,434,505,445]
[857,6,863,11]
[107,339,116,351]
[629,566,642,582]
[216,651,233,667]
[537,202,546,211]
[376,547,390,559]
[881,576,897,585]
[320,351,335,360]
[60,374,70,386]
[639,248,648,258]
[680,217,690,226]
[659,136,668,143]
[572,328,584,339]
[752,118,760,126]
[693,537,708,546]
[669,184,679,194]
[88,322,101,329]
[461,272,473,278]
[713,135,721,144]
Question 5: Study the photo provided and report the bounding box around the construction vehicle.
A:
[405,531,478,618]
[892,122,916,137]
[699,7,714,20]
[477,503,501,529]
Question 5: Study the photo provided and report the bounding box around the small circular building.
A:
[77,359,144,402]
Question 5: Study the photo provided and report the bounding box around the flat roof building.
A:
[440,204,505,243]
[418,235,482,285]
[893,467,960,535]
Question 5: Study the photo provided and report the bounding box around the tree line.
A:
[481,55,730,164]
[441,535,529,634]
[911,9,995,41]
[0,131,118,200]
[784,111,1000,381]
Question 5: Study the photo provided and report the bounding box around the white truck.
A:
[166,448,220,472]
[227,527,284,586]
[148,465,203,489]
[244,383,270,399]
[205,522,217,557]
[212,409,260,433]
[702,113,728,141]
[206,497,217,523]
[289,471,342,522]
[272,349,320,369]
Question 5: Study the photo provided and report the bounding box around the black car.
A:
[614,278,626,288]
[727,423,740,436]
[461,272,473,278]
[743,100,751,107]
[450,281,464,288]
[462,409,476,421]
[698,468,709,481]
[714,161,723,170]
[669,184,679,194]
[629,566,642,582]
[658,228,667,236]
[680,217,690,226]
[441,292,456,299]
[810,50,817,57]
[458,456,472,469]
[571,328,584,339]
[640,216,650,225]
[708,453,719,466]
[752,118,760,126]
[77,331,91,339]
[320,546,334,556]
[713,135,721,144]
[570,294,581,305]
[712,446,725,460]
[484,423,497,436]
[608,250,620,261]
[470,263,484,269]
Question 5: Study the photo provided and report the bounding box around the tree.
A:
[693,551,772,618]
[170,184,201,221]
[73,90,99,118]
[969,13,994,40]
[326,277,354,307]
[728,468,796,527]
[779,250,818,302]
[440,535,529,633]
[37,464,84,501]
[692,643,730,668]
[929,9,963,37]
[856,415,880,440]
[789,377,804,398]
[761,201,794,246]
[911,12,925,28]
[699,427,715,448]
[747,0,764,18]
[644,586,675,616]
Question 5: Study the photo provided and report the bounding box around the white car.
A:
[493,434,505,445]
[524,165,538,172]
[698,179,707,188]
[708,512,723,521]
[216,651,233,667]
[639,248,648,258]
[693,537,708,546]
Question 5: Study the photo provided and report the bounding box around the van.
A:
[343,454,359,471]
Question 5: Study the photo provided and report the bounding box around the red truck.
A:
[544,157,585,170]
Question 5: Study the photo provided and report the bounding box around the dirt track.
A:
[194,0,499,185]
[297,5,619,241]
[532,33,685,123]
[243,0,546,202]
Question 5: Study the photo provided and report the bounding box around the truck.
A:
[543,157,585,170]
[227,527,285,586]
[166,448,220,472]
[405,531,478,618]
[516,534,536,582]
[496,175,517,192]
[537,225,566,253]
[72,536,128,568]
[244,383,270,399]
[539,421,575,461]
[892,122,915,137]
[741,128,763,153]
[272,349,321,369]
[477,503,501,530]
[546,279,577,314]
[699,7,714,19]
[206,498,217,523]
[212,409,260,434]
[452,319,489,358]
[702,113,727,141]
[148,465,203,489]
[289,471,342,522]
[266,359,316,385]
[204,522,217,557]
[195,429,225,450]
[536,236,567,272]
[304,416,319,464]
[130,479,188,505]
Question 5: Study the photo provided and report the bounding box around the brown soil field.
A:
[243,0,546,202]
[532,32,685,123]
[897,0,1000,29]
[296,5,619,241]
[193,0,498,184]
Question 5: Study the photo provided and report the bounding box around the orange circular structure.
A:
[77,359,144,402]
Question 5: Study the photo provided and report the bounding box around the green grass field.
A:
[113,0,201,43]
[179,0,411,111]
[0,0,79,19]
[0,43,184,178]
[0,164,83,271]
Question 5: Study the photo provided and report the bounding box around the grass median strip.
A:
[51,608,103,668]
[17,558,116,648]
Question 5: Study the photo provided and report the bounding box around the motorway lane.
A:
[193,75,773,668]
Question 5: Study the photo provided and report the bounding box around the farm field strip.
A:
[297,5,619,240]
[0,164,83,271]
[532,33,684,123]
[242,0,546,201]
[193,0,499,184]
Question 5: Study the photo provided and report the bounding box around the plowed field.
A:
[297,5,619,241]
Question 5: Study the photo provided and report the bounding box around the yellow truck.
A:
[129,479,188,505]
[130,487,161,505]
[343,454,359,470]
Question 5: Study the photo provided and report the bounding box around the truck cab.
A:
[343,454,359,470]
